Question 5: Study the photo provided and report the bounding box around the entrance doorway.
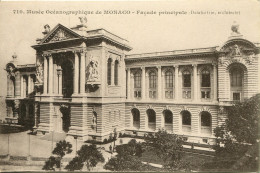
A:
[61,59,74,98]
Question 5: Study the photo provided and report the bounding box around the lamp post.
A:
[7,133,10,160]
[51,131,54,151]
[73,135,78,156]
[113,128,117,152]
[27,130,32,162]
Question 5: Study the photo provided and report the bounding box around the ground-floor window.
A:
[147,109,156,130]
[163,110,173,132]
[181,110,191,133]
[131,108,140,129]
[200,111,211,135]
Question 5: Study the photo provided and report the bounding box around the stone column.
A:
[111,61,115,86]
[174,65,179,100]
[74,52,79,95]
[53,64,58,94]
[20,75,24,98]
[157,66,162,99]
[127,68,131,99]
[48,55,53,95]
[57,67,62,95]
[213,63,218,101]
[43,56,48,94]
[28,75,31,94]
[80,52,86,94]
[193,64,198,101]
[141,67,146,100]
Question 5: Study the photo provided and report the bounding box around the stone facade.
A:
[4,21,259,144]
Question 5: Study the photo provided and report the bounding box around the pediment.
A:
[220,38,257,57]
[40,24,82,44]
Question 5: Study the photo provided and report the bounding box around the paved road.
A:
[0,131,140,171]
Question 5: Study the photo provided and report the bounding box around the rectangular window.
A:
[183,74,191,87]
[202,74,210,87]
[233,92,240,101]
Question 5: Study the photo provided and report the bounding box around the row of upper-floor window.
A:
[131,66,243,100]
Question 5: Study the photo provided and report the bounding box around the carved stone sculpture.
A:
[232,44,241,56]
[247,52,255,64]
[79,16,87,26]
[36,60,43,84]
[231,22,240,35]
[87,55,99,82]
[6,63,17,78]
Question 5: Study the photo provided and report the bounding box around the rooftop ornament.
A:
[42,24,51,35]
[229,21,243,39]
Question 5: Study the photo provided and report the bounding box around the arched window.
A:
[230,66,243,101]
[92,111,97,132]
[134,72,141,98]
[114,60,119,85]
[200,111,211,135]
[163,110,173,132]
[9,77,15,97]
[147,109,156,130]
[201,69,211,99]
[165,71,173,88]
[230,67,242,87]
[149,71,157,99]
[201,69,210,87]
[131,108,140,129]
[182,70,191,99]
[134,72,141,88]
[149,71,157,88]
[165,70,173,99]
[107,58,112,85]
[183,70,191,87]
[181,110,191,133]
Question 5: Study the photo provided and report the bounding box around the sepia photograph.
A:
[0,0,259,172]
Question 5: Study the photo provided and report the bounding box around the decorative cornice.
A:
[126,47,217,60]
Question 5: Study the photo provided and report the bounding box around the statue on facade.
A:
[232,44,241,56]
[79,16,87,26]
[36,59,43,84]
[87,55,99,82]
[6,63,17,78]
[44,24,50,33]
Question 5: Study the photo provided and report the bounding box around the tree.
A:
[116,139,143,157]
[42,140,72,171]
[213,94,260,171]
[42,156,60,171]
[65,144,105,171]
[144,129,184,169]
[104,139,144,171]
[104,155,143,171]
[65,156,84,171]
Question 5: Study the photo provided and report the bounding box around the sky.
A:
[0,0,260,96]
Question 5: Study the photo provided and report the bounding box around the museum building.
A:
[4,19,259,144]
